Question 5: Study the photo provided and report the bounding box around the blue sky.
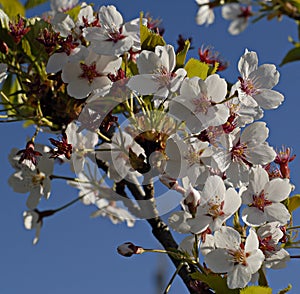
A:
[1,1,300,293]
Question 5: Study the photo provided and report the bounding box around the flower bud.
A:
[117,242,144,257]
[184,185,201,215]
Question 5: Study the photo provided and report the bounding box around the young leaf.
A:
[24,0,48,10]
[140,13,165,51]
[287,194,300,213]
[0,0,25,18]
[176,40,190,68]
[184,58,209,80]
[280,47,300,66]
[190,272,239,294]
[240,286,272,294]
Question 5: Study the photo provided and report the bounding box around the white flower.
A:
[50,0,78,13]
[8,145,54,209]
[51,13,75,37]
[61,46,122,99]
[204,226,265,289]
[222,4,252,35]
[0,63,8,83]
[165,134,212,186]
[187,175,241,234]
[23,210,42,245]
[257,222,290,269]
[195,0,215,26]
[65,122,98,173]
[84,5,143,56]
[241,166,291,226]
[236,49,284,109]
[127,44,186,103]
[169,75,229,133]
[212,122,276,187]
[96,131,145,182]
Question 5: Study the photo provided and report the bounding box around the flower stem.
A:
[49,174,89,183]
[163,262,185,294]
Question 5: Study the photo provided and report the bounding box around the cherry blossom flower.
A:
[96,131,145,183]
[8,145,54,209]
[187,175,241,234]
[65,122,98,173]
[117,242,144,257]
[236,49,284,109]
[169,74,230,133]
[256,222,290,269]
[83,5,144,56]
[241,166,291,226]
[212,122,276,187]
[61,46,122,99]
[127,45,186,104]
[16,141,42,166]
[23,210,42,245]
[195,0,215,26]
[165,134,212,186]
[204,226,265,289]
[50,0,78,13]
[222,3,252,35]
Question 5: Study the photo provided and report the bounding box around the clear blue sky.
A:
[1,1,300,293]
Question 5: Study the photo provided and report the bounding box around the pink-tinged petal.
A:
[248,166,269,194]
[179,235,198,256]
[228,18,248,35]
[250,64,280,89]
[155,45,176,72]
[205,248,233,273]
[265,203,291,225]
[247,143,276,165]
[253,89,284,110]
[264,178,291,202]
[246,249,265,274]
[265,249,290,269]
[245,228,259,252]
[223,188,241,215]
[242,206,267,227]
[215,226,241,249]
[241,121,268,144]
[168,211,191,234]
[137,50,161,74]
[188,215,210,234]
[205,74,227,102]
[238,49,258,79]
[227,264,251,289]
[180,77,202,98]
[201,175,225,203]
[26,188,42,209]
[46,52,68,73]
[127,74,160,95]
[98,5,123,28]
[67,79,91,99]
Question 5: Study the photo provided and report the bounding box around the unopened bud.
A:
[0,40,8,54]
[117,242,144,257]
[184,185,201,215]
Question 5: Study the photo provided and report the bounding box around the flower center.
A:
[238,77,257,96]
[184,147,204,166]
[250,190,272,212]
[152,66,176,89]
[259,236,276,255]
[231,140,251,166]
[228,247,249,266]
[192,95,211,114]
[79,62,102,83]
[105,26,126,43]
[205,199,224,220]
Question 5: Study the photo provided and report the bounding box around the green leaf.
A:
[280,47,300,66]
[184,58,209,80]
[24,0,47,10]
[278,284,292,294]
[287,194,300,213]
[66,4,82,21]
[176,40,190,68]
[0,0,25,18]
[140,12,166,51]
[240,286,272,294]
[190,272,239,294]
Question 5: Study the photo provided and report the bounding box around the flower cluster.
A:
[1,0,299,292]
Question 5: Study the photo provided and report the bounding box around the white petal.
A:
[205,74,227,102]
[205,249,233,273]
[215,226,241,249]
[264,178,291,202]
[127,74,160,95]
[242,206,267,227]
[253,89,284,110]
[265,203,291,225]
[250,64,279,89]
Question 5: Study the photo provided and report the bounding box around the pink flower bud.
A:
[117,242,144,257]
